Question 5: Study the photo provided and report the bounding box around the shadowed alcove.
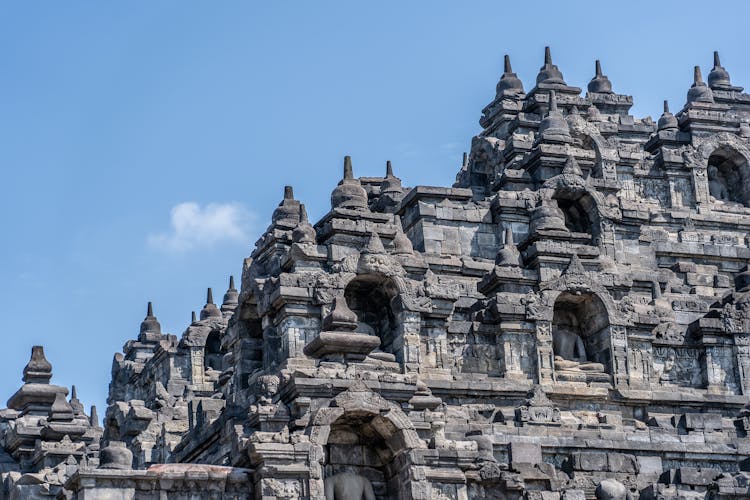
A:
[324,412,400,500]
[344,275,402,362]
[552,292,612,382]
[204,331,222,372]
[552,189,599,245]
[707,146,750,205]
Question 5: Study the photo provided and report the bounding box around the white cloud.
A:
[148,202,255,253]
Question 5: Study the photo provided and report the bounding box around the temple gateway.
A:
[2,48,750,499]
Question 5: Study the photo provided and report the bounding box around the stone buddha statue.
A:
[552,310,605,374]
[708,165,730,201]
[324,472,375,500]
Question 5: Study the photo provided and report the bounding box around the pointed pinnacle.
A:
[343,156,353,179]
[386,160,393,177]
[147,301,154,317]
[229,275,235,290]
[504,227,514,246]
[504,54,512,73]
[207,288,214,304]
[299,203,309,223]
[595,60,602,77]
[191,311,197,323]
[694,66,704,84]
[664,100,670,113]
[90,405,100,428]
[549,90,558,112]
[544,46,552,64]
[71,385,78,400]
[714,51,721,67]
[462,152,468,166]
[283,185,294,200]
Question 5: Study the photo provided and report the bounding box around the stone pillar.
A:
[735,335,750,395]
[399,311,422,370]
[627,342,652,388]
[601,159,617,182]
[501,333,529,380]
[704,344,735,393]
[535,321,554,384]
[189,346,204,385]
[609,325,629,387]
[598,219,616,259]
[692,165,710,206]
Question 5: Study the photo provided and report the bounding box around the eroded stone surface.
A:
[2,48,750,499]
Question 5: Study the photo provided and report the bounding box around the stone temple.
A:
[3,47,750,499]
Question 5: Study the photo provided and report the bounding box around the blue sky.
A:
[1,1,748,417]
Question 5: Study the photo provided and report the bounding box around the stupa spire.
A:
[536,46,566,85]
[708,50,732,89]
[588,59,613,93]
[200,287,222,320]
[658,99,678,130]
[343,155,353,180]
[140,302,161,336]
[687,65,714,103]
[331,155,369,210]
[496,54,524,96]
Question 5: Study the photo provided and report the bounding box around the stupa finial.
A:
[343,156,353,179]
[694,65,704,85]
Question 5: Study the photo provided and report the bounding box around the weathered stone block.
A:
[681,413,722,432]
[572,452,608,472]
[676,467,722,486]
[509,441,542,465]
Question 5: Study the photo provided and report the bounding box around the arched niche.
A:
[553,191,600,243]
[204,331,222,369]
[344,274,402,363]
[707,145,750,205]
[308,384,426,500]
[324,412,398,499]
[568,118,617,180]
[579,135,601,178]
[552,292,612,382]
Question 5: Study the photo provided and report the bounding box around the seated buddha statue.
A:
[552,325,605,373]
[551,307,607,379]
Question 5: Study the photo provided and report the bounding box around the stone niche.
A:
[324,412,397,499]
[344,274,402,363]
[707,145,750,205]
[553,189,601,245]
[204,330,222,372]
[551,291,612,383]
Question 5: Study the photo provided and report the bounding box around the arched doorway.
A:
[552,292,612,383]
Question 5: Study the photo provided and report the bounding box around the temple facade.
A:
[2,48,750,499]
